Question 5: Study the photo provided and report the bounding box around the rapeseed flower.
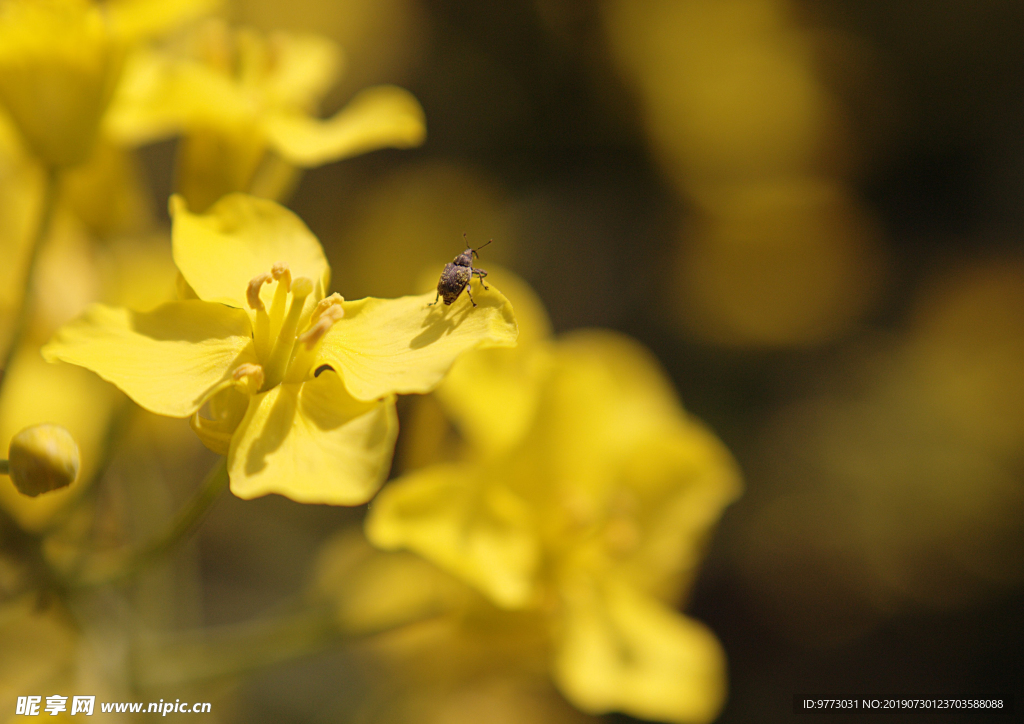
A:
[43,193,517,505]
[0,0,213,168]
[367,270,741,723]
[106,18,426,210]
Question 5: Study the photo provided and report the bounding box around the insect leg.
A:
[464,284,477,307]
[472,267,489,290]
[428,290,440,306]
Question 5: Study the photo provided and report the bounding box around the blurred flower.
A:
[43,193,518,505]
[106,17,426,210]
[367,271,740,723]
[672,179,886,346]
[601,0,887,346]
[0,0,213,168]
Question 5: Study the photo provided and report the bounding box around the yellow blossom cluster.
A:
[0,3,742,723]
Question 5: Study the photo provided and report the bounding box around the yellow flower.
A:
[42,193,517,505]
[366,272,740,723]
[105,18,426,211]
[0,0,213,168]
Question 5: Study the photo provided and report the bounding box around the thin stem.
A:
[66,456,230,587]
[0,166,60,397]
[133,599,447,689]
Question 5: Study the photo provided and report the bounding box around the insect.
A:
[429,235,491,307]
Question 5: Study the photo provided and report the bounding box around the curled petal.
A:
[171,193,330,309]
[318,287,518,402]
[227,371,397,505]
[42,301,256,418]
[264,85,426,167]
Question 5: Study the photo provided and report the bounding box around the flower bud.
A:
[7,424,80,496]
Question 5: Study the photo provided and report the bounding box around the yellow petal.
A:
[616,424,742,601]
[42,301,256,417]
[552,577,727,724]
[366,465,539,609]
[105,48,254,145]
[264,85,426,167]
[319,288,518,402]
[517,330,686,504]
[227,371,397,505]
[170,193,330,308]
[260,32,343,112]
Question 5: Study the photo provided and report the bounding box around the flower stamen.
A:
[261,275,313,390]
[246,272,272,311]
[287,294,344,383]
[232,362,265,395]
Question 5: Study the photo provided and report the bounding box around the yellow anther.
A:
[310,293,344,324]
[232,360,264,391]
[310,293,342,322]
[297,304,344,349]
[271,261,291,290]
[246,272,272,310]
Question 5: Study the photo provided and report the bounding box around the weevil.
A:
[429,235,491,307]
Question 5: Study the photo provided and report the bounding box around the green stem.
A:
[66,457,230,587]
[0,166,60,398]
[133,600,446,689]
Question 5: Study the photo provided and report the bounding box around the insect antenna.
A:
[469,238,492,258]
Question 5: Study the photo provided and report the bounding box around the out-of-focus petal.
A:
[517,330,685,504]
[435,266,553,455]
[170,193,330,308]
[265,85,425,167]
[615,425,742,601]
[260,31,343,111]
[105,49,253,145]
[227,371,397,505]
[552,576,727,724]
[42,301,255,417]
[318,287,517,402]
[366,465,539,609]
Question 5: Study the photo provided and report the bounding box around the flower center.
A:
[244,262,344,391]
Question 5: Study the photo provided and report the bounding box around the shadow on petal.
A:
[412,302,477,349]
